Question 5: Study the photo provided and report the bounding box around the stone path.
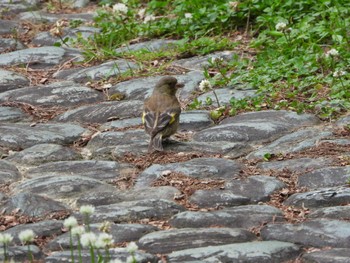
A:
[0,1,350,262]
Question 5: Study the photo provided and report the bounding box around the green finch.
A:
[142,76,182,152]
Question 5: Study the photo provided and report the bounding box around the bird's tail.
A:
[148,133,163,152]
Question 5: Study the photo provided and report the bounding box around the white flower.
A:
[184,13,193,19]
[80,232,97,248]
[110,259,123,263]
[79,205,95,215]
[126,241,138,253]
[275,22,287,31]
[144,14,156,23]
[63,216,78,229]
[326,48,339,57]
[71,226,85,236]
[333,70,346,77]
[138,8,146,18]
[198,79,212,92]
[0,233,13,245]
[211,57,224,64]
[95,233,114,249]
[112,3,128,14]
[126,255,135,263]
[18,229,35,244]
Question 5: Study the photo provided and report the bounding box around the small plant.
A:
[18,229,36,263]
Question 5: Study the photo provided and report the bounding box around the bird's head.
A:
[154,76,184,96]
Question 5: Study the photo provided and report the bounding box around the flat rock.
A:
[73,199,185,223]
[24,160,136,182]
[3,220,63,245]
[0,0,39,15]
[0,46,78,68]
[45,249,157,263]
[46,223,157,251]
[0,245,42,262]
[138,228,257,254]
[257,157,334,173]
[335,114,350,126]
[76,186,181,206]
[135,158,243,188]
[116,39,178,53]
[197,87,257,106]
[178,110,213,131]
[261,219,350,248]
[284,186,350,208]
[0,37,25,52]
[247,126,333,159]
[172,51,235,71]
[13,175,116,201]
[298,166,350,189]
[0,19,19,35]
[189,190,250,208]
[0,68,29,92]
[167,241,300,263]
[308,206,350,220]
[54,59,139,82]
[302,248,350,263]
[0,106,31,122]
[0,159,21,184]
[194,110,320,146]
[0,122,88,150]
[32,26,100,46]
[225,175,285,203]
[170,205,284,228]
[55,100,143,123]
[0,81,104,107]
[0,193,69,217]
[6,143,80,166]
[17,11,95,23]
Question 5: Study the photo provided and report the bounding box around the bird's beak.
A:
[175,82,185,89]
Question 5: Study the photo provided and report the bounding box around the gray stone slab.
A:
[284,186,350,208]
[298,166,350,189]
[0,46,76,68]
[172,51,235,71]
[138,228,256,254]
[189,190,250,208]
[135,158,243,188]
[0,245,42,262]
[45,249,157,263]
[54,59,139,82]
[0,0,39,15]
[115,39,178,53]
[0,19,19,35]
[335,114,350,127]
[3,220,63,245]
[17,11,95,23]
[247,126,333,159]
[0,159,21,184]
[100,117,142,130]
[24,160,135,182]
[77,186,181,206]
[170,205,284,229]
[73,199,185,223]
[167,241,300,263]
[1,192,69,217]
[0,106,31,122]
[225,175,285,203]
[13,175,116,200]
[0,38,25,52]
[302,248,350,263]
[261,219,350,248]
[0,81,104,107]
[0,122,88,150]
[194,110,320,146]
[178,110,213,131]
[0,68,29,93]
[46,223,157,251]
[54,100,143,123]
[197,87,257,106]
[32,26,100,46]
[257,157,334,173]
[5,143,80,166]
[308,206,350,220]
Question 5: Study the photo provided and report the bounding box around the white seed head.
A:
[71,226,85,236]
[110,260,123,263]
[126,255,135,263]
[80,232,97,248]
[63,216,78,229]
[79,205,95,215]
[333,70,346,77]
[126,241,138,253]
[184,13,193,19]
[112,3,128,14]
[198,79,212,92]
[326,48,339,57]
[18,229,35,244]
[0,233,14,245]
[144,14,156,23]
[275,22,287,31]
[95,233,114,248]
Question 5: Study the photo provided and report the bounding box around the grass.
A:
[67,0,350,120]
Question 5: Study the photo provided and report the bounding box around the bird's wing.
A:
[142,109,178,137]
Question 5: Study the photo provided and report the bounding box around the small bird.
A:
[142,76,182,152]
